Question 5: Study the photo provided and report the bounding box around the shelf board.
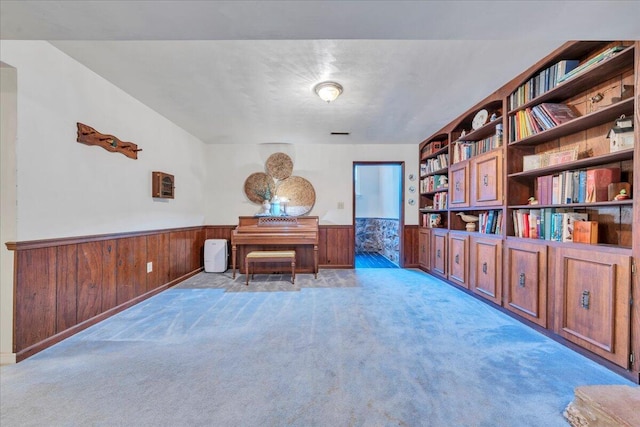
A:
[420,144,449,160]
[419,208,448,213]
[508,148,633,178]
[508,200,633,209]
[505,236,632,252]
[508,45,635,114]
[508,97,634,147]
[457,116,503,142]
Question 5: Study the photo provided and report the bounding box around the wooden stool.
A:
[245,250,296,285]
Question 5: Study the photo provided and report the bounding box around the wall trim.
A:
[1,352,16,365]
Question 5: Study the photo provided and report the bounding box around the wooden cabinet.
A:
[152,171,175,199]
[552,246,631,368]
[415,41,638,380]
[470,235,502,304]
[449,161,469,208]
[448,232,468,288]
[431,229,447,278]
[418,228,431,270]
[503,239,548,327]
[472,150,503,206]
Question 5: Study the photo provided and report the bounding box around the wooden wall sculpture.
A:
[76,122,142,159]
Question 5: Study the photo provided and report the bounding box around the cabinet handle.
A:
[518,273,526,287]
[581,290,590,310]
[421,245,425,254]
[455,254,459,264]
[455,181,460,191]
[483,175,489,186]
[437,249,441,258]
[482,262,487,274]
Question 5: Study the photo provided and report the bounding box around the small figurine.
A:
[490,113,498,122]
[456,212,480,231]
[528,197,538,205]
[614,189,630,200]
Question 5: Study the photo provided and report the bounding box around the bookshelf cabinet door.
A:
[448,232,469,288]
[449,162,469,207]
[503,240,547,327]
[552,247,631,368]
[431,230,448,278]
[470,236,502,304]
[418,229,431,270]
[472,150,502,206]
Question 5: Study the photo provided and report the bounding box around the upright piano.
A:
[231,216,319,278]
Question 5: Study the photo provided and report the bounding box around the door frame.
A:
[352,161,405,267]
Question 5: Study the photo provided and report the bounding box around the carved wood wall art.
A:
[76,122,142,159]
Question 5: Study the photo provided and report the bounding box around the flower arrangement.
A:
[254,183,274,202]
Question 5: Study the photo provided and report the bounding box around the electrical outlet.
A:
[147,262,153,273]
[337,201,344,209]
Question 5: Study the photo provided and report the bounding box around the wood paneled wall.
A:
[403,225,420,268]
[7,226,205,361]
[7,222,415,360]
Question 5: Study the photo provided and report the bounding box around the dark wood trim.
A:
[352,161,405,267]
[5,225,206,251]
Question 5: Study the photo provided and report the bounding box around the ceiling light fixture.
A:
[314,81,343,103]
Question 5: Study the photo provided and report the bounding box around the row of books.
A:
[419,175,448,194]
[476,210,503,235]
[421,140,446,158]
[432,192,448,210]
[451,133,502,164]
[421,213,443,228]
[508,59,579,110]
[420,153,449,176]
[535,167,620,205]
[512,208,596,243]
[509,103,579,142]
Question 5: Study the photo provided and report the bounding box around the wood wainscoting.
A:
[6,226,206,361]
[403,225,420,268]
[6,222,415,361]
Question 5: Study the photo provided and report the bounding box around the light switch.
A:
[147,262,153,273]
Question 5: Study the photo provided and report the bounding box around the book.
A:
[573,220,598,244]
[585,167,621,202]
[561,212,588,242]
[539,103,580,126]
[557,46,625,83]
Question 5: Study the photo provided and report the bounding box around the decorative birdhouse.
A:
[608,114,634,152]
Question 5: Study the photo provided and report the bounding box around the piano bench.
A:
[245,250,296,285]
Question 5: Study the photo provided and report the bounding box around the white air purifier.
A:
[204,239,227,273]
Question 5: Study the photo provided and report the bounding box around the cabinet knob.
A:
[482,262,488,274]
[518,272,526,287]
[455,182,460,191]
[437,249,441,258]
[483,175,489,186]
[455,254,459,264]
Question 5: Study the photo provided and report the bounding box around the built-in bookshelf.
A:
[419,134,449,228]
[416,40,639,381]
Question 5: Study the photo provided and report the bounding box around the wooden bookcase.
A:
[417,40,639,383]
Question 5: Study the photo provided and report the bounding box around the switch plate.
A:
[147,262,153,273]
[337,201,344,209]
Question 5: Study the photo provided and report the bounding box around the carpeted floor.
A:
[355,252,399,268]
[1,268,636,426]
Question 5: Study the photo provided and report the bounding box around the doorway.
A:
[353,162,404,268]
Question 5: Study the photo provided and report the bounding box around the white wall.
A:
[0,41,208,361]
[204,143,418,225]
[355,165,401,219]
[0,41,208,241]
[1,64,17,364]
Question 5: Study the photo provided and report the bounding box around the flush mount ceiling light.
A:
[314,81,343,103]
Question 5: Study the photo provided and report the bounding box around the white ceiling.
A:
[2,1,639,145]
